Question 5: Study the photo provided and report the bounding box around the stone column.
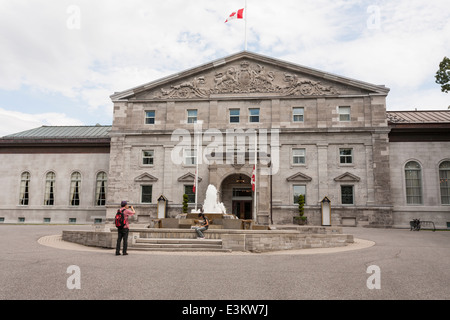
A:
[371,131,393,226]
[163,145,174,199]
[365,142,375,205]
[257,169,270,225]
[317,143,329,202]
[372,132,391,205]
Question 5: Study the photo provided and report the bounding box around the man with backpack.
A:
[115,201,135,256]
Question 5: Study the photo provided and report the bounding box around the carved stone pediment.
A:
[177,172,202,183]
[211,60,279,94]
[134,173,158,182]
[334,172,361,182]
[155,76,210,100]
[286,172,313,182]
[151,59,339,100]
[112,52,389,102]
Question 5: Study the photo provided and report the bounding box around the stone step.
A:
[136,238,222,245]
[129,238,229,252]
[133,243,223,249]
[130,246,232,253]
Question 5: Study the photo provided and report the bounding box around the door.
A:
[322,201,331,226]
[232,200,252,219]
[157,200,166,219]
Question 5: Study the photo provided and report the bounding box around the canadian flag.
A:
[193,169,197,193]
[225,8,244,23]
[251,165,256,192]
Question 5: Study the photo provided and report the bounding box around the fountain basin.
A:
[62,226,354,252]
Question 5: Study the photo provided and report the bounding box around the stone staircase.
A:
[130,237,232,252]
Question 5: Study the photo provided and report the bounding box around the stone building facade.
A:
[0,126,110,224]
[106,51,393,227]
[388,111,450,228]
[0,52,448,228]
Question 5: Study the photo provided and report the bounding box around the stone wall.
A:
[389,141,450,229]
[62,226,354,252]
[0,152,110,224]
[62,230,117,248]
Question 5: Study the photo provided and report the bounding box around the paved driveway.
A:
[1,225,449,301]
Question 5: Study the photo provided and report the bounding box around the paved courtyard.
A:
[1,224,449,301]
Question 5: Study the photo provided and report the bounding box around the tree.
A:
[182,194,189,214]
[294,194,307,224]
[298,194,305,220]
[435,56,450,93]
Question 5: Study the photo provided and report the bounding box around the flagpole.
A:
[195,131,200,212]
[244,0,248,51]
[253,130,257,221]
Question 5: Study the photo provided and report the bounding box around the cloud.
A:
[0,0,246,112]
[0,108,84,137]
[0,0,448,125]
[388,88,450,111]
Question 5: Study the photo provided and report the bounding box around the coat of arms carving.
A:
[211,60,277,94]
[153,60,338,99]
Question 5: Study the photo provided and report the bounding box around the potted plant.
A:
[293,194,307,225]
[182,194,189,214]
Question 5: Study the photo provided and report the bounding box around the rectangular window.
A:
[341,185,354,205]
[43,218,51,223]
[233,188,252,198]
[249,108,260,123]
[340,149,353,164]
[69,218,77,224]
[187,110,198,124]
[293,185,306,204]
[141,185,153,203]
[293,148,306,165]
[339,106,351,122]
[0,218,5,223]
[230,109,240,123]
[293,107,304,122]
[142,150,154,165]
[184,185,195,203]
[18,217,25,223]
[184,148,197,166]
[145,111,155,124]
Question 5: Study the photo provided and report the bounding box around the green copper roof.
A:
[3,125,112,139]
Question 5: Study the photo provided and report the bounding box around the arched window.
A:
[95,172,107,206]
[405,161,422,205]
[44,172,56,206]
[440,161,450,205]
[70,172,81,206]
[19,172,31,206]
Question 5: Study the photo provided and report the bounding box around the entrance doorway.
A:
[220,174,253,220]
[232,187,253,219]
[233,200,252,219]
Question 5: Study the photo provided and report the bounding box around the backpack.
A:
[202,217,209,230]
[115,209,126,229]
